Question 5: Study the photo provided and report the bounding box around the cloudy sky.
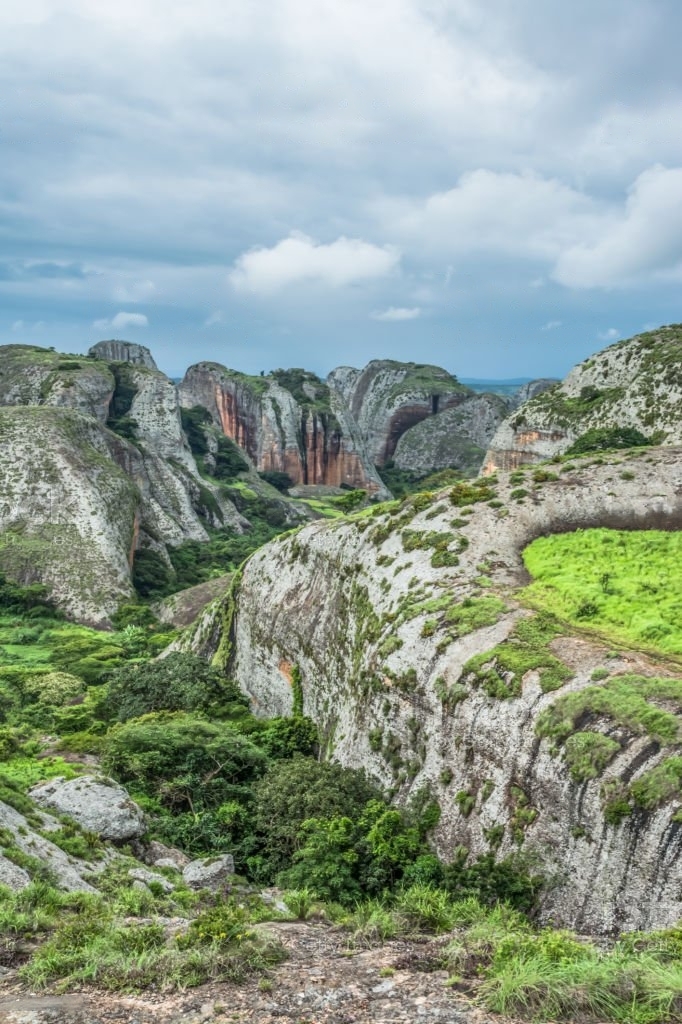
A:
[2,0,682,379]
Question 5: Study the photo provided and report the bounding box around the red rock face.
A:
[214,385,260,462]
[212,381,380,491]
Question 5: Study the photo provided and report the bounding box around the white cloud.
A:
[371,306,421,321]
[93,311,149,330]
[229,232,400,293]
[204,310,224,327]
[553,165,682,288]
[598,327,621,341]
[381,170,603,261]
[541,320,562,331]
[11,320,24,331]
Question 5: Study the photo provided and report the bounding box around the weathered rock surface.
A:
[30,776,147,843]
[485,324,682,472]
[88,339,158,370]
[188,446,682,933]
[0,798,98,892]
[393,393,508,475]
[182,854,235,890]
[328,360,472,466]
[510,377,559,407]
[0,346,248,620]
[142,839,190,870]
[179,363,388,494]
[0,344,114,423]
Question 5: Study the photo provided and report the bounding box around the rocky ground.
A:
[0,921,512,1024]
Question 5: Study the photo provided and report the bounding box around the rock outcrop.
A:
[30,775,147,843]
[0,796,98,892]
[393,393,508,475]
[0,345,248,621]
[179,363,388,494]
[0,344,114,423]
[182,853,235,890]
[186,447,682,933]
[88,339,158,370]
[484,325,682,472]
[328,360,471,466]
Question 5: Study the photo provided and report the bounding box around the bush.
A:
[106,653,248,722]
[258,471,293,493]
[102,711,268,813]
[566,426,651,456]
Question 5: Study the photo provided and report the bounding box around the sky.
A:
[2,0,682,380]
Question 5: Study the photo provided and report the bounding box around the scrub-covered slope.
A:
[484,324,682,471]
[185,447,682,933]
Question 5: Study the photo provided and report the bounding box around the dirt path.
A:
[0,921,512,1024]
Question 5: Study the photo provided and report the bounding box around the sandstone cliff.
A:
[184,448,682,933]
[485,325,682,471]
[179,363,388,494]
[393,393,508,475]
[328,360,471,466]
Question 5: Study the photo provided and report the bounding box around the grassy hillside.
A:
[523,529,682,657]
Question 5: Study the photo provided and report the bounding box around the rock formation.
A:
[0,344,114,423]
[392,393,508,475]
[0,345,246,622]
[179,363,389,494]
[184,447,682,933]
[484,325,682,472]
[88,339,158,370]
[328,360,471,466]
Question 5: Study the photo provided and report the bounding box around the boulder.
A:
[30,776,146,843]
[128,867,175,893]
[182,854,235,890]
[0,853,30,891]
[143,839,190,870]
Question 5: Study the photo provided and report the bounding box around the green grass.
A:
[523,529,682,656]
[460,613,571,698]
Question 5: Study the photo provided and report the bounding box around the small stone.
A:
[182,854,235,891]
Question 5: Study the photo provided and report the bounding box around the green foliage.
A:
[450,479,496,506]
[132,549,172,600]
[537,675,681,746]
[106,653,248,722]
[563,731,621,782]
[102,711,269,813]
[566,425,652,456]
[106,363,139,440]
[180,406,212,456]
[461,613,570,699]
[249,757,380,883]
[0,573,58,618]
[524,528,682,655]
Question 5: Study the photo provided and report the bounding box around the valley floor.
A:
[0,921,511,1024]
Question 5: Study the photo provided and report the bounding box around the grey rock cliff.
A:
[88,339,158,370]
[393,393,508,475]
[328,360,471,466]
[0,344,114,423]
[186,446,682,933]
